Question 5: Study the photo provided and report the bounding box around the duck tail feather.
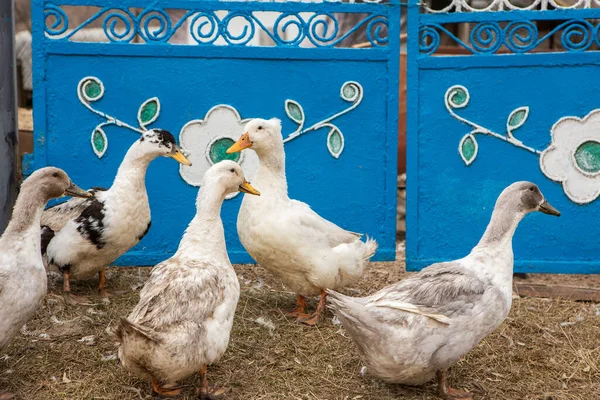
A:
[327,290,378,335]
[326,290,360,318]
[362,236,378,261]
[325,289,353,305]
[117,318,161,343]
[372,301,451,326]
[350,231,363,238]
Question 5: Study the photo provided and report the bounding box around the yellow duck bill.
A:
[169,148,192,166]
[238,180,260,196]
[226,133,252,154]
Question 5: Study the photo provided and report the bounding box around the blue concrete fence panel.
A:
[407,0,600,273]
[29,0,401,265]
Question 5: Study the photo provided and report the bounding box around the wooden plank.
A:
[514,283,600,302]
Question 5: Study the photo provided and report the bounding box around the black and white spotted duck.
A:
[40,129,191,304]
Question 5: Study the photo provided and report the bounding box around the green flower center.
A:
[209,138,240,164]
[574,140,600,174]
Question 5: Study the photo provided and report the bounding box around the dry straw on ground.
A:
[1,251,599,400]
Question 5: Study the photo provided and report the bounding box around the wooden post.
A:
[0,0,19,233]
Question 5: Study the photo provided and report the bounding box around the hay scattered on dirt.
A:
[1,251,599,399]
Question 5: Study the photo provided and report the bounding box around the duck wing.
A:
[125,259,228,331]
[41,187,107,232]
[370,262,493,319]
[290,199,362,248]
[328,263,494,344]
[40,188,107,255]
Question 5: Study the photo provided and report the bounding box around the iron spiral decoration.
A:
[560,20,595,51]
[419,25,441,55]
[505,21,538,53]
[138,9,172,42]
[273,13,305,46]
[221,11,256,46]
[103,9,137,42]
[190,12,219,44]
[470,22,503,53]
[420,19,600,55]
[366,16,389,47]
[44,4,69,36]
[43,5,388,48]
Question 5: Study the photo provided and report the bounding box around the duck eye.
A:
[229,168,235,173]
[52,172,59,178]
[258,126,263,130]
[529,186,535,192]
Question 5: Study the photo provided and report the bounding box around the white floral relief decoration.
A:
[178,105,259,200]
[540,110,600,204]
[78,77,363,199]
[179,81,363,198]
[445,84,600,205]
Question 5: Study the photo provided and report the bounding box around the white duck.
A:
[40,129,191,304]
[226,118,377,326]
[116,160,260,398]
[327,182,560,399]
[0,167,89,398]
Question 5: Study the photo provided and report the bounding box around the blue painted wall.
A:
[407,3,600,273]
[30,0,400,265]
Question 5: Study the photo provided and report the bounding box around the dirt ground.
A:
[1,246,599,400]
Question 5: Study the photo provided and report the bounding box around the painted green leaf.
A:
[575,140,600,174]
[91,127,107,158]
[209,137,240,164]
[327,125,344,158]
[448,85,469,108]
[138,97,160,127]
[507,106,529,130]
[459,134,477,165]
[285,100,304,124]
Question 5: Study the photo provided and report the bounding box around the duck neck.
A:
[110,142,152,197]
[469,206,524,291]
[468,206,524,308]
[254,145,288,198]
[176,185,229,264]
[474,207,524,252]
[2,185,47,242]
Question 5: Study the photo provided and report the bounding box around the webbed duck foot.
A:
[437,370,473,400]
[287,294,308,317]
[444,388,473,400]
[287,309,305,318]
[98,268,131,299]
[196,386,227,400]
[0,391,15,399]
[297,290,327,326]
[197,364,226,399]
[63,292,90,306]
[151,380,182,398]
[297,313,320,326]
[99,289,129,298]
[62,271,90,306]
[99,289,112,303]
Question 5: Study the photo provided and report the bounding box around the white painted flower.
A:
[540,109,600,204]
[179,105,259,199]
